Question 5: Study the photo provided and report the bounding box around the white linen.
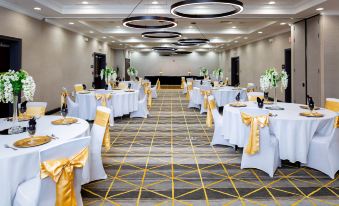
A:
[76,90,139,120]
[212,86,247,107]
[0,116,90,206]
[222,102,337,163]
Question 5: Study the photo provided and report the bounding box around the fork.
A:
[4,144,17,150]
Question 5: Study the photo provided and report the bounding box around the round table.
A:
[0,116,90,206]
[222,102,337,163]
[76,89,139,120]
[212,86,248,106]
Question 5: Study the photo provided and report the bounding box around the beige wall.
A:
[222,32,291,100]
[0,6,114,110]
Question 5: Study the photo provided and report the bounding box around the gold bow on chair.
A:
[201,90,211,110]
[145,88,152,108]
[74,85,84,92]
[40,148,89,206]
[206,98,216,128]
[241,113,269,155]
[325,100,339,128]
[181,77,185,89]
[94,110,111,151]
[186,84,193,100]
[95,94,112,107]
[156,79,161,90]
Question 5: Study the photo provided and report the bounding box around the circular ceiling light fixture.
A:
[174,50,193,55]
[172,42,198,46]
[142,31,182,39]
[122,16,177,29]
[170,0,244,19]
[152,47,178,52]
[178,38,210,45]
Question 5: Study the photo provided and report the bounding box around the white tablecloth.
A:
[0,116,90,206]
[222,102,337,163]
[76,90,139,120]
[190,86,248,107]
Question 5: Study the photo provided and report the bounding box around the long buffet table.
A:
[144,76,204,85]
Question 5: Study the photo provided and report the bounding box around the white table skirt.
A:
[0,116,90,206]
[190,87,248,107]
[76,90,139,120]
[222,102,337,163]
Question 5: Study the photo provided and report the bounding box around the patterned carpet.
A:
[82,90,339,206]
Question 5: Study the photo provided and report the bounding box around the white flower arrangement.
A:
[127,67,138,77]
[199,67,209,77]
[0,70,36,103]
[212,68,223,79]
[100,66,117,83]
[260,67,288,92]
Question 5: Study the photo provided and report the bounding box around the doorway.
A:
[284,48,292,102]
[93,53,106,89]
[0,35,22,118]
[231,57,240,86]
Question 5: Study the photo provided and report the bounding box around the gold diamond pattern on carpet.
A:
[82,90,339,206]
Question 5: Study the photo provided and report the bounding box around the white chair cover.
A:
[208,96,234,147]
[151,86,157,99]
[14,136,91,206]
[130,94,149,118]
[239,108,280,177]
[67,96,79,118]
[87,106,111,182]
[183,82,187,94]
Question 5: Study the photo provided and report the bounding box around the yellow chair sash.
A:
[156,79,161,90]
[26,106,46,116]
[186,84,193,100]
[94,110,111,151]
[40,148,89,206]
[325,100,339,128]
[181,78,185,89]
[201,90,211,110]
[247,89,255,93]
[95,94,112,107]
[248,95,264,102]
[241,112,269,155]
[74,85,84,92]
[145,89,152,108]
[206,99,216,128]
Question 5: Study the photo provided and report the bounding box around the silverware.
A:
[4,144,17,150]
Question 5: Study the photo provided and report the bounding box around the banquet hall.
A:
[0,0,339,205]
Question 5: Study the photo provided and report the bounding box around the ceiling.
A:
[1,0,339,51]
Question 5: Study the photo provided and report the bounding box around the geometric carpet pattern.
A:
[82,90,339,206]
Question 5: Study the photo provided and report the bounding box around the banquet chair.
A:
[181,77,185,89]
[66,94,79,117]
[187,83,199,109]
[208,96,234,147]
[240,108,280,177]
[13,136,91,206]
[95,94,114,126]
[151,84,158,99]
[200,90,210,114]
[213,81,220,87]
[247,83,256,92]
[305,98,339,179]
[26,102,47,116]
[130,94,149,118]
[183,82,188,94]
[118,82,128,89]
[247,92,264,102]
[88,106,111,182]
[74,84,84,92]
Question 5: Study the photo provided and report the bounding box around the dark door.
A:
[0,36,22,118]
[125,58,130,81]
[284,48,292,103]
[93,53,106,89]
[231,57,240,86]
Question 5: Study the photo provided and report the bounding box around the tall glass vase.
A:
[274,87,278,105]
[8,94,23,134]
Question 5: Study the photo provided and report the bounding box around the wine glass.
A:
[309,101,315,114]
[27,120,36,144]
[128,83,131,90]
[61,104,68,123]
[20,104,27,117]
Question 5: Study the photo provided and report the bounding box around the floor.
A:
[82,90,339,206]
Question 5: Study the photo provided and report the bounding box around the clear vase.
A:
[274,87,278,105]
[8,94,23,134]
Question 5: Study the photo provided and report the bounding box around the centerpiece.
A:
[199,67,209,79]
[127,67,138,81]
[100,66,117,89]
[212,68,223,82]
[0,70,36,134]
[260,67,288,110]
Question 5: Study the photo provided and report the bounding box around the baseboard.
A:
[46,107,60,115]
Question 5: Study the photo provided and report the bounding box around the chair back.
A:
[239,108,270,154]
[213,81,220,87]
[118,82,128,89]
[208,96,221,120]
[247,92,264,102]
[26,102,47,116]
[91,106,111,152]
[66,96,78,117]
[74,84,84,92]
[38,136,91,206]
[325,98,339,129]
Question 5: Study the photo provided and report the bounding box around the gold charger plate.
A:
[300,105,320,110]
[112,88,122,90]
[51,118,78,125]
[229,102,247,107]
[14,136,52,148]
[124,89,135,92]
[88,89,96,91]
[78,91,90,94]
[264,101,274,105]
[299,112,324,118]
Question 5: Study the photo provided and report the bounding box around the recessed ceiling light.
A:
[232,26,237,29]
[316,8,324,11]
[280,22,287,25]
[268,1,276,5]
[152,1,159,4]
[258,31,263,34]
[102,36,107,39]
[119,44,123,46]
[111,41,115,43]
[82,1,89,4]
[89,31,94,33]
[244,37,248,39]
[235,41,239,43]
[34,7,41,11]
[68,22,74,25]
